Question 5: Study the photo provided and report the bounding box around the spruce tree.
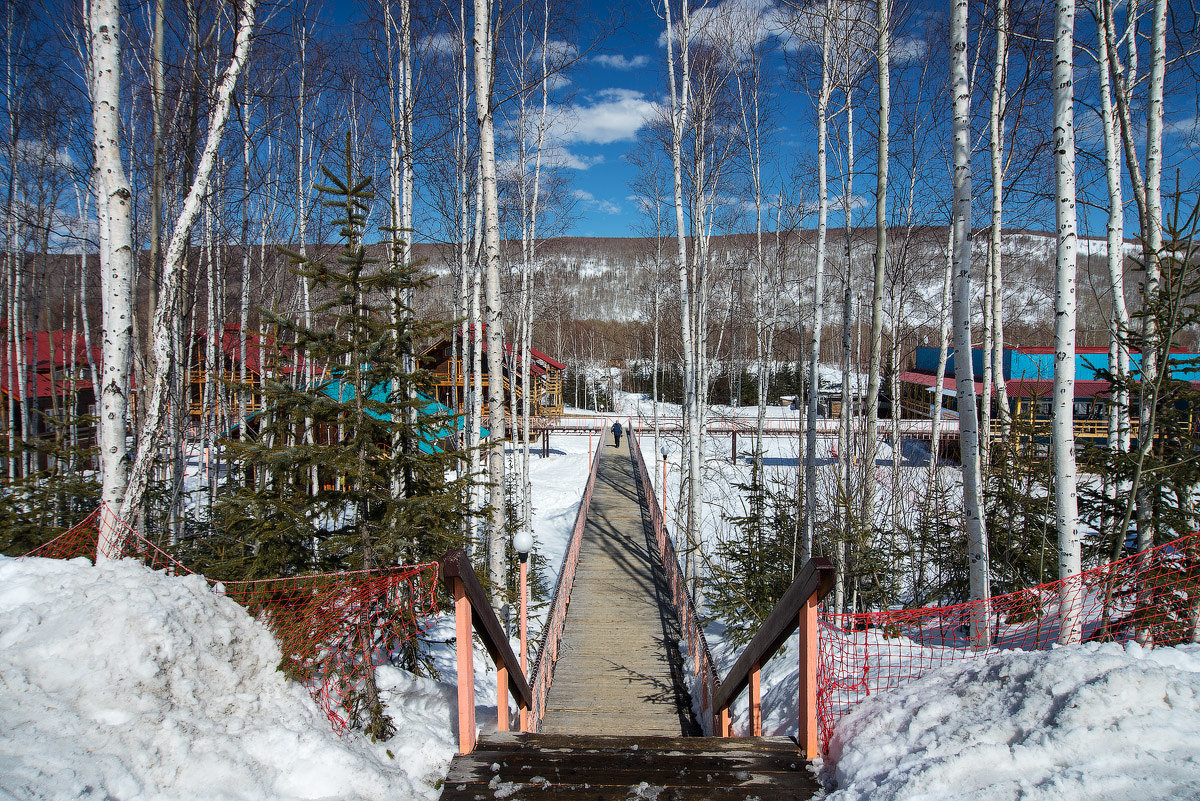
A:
[215,134,470,739]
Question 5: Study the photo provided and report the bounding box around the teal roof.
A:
[317,378,486,454]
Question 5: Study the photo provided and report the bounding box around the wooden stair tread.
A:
[438,734,822,801]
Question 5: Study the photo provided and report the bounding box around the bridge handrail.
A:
[626,426,722,731]
[439,548,533,754]
[712,558,835,757]
[526,435,604,731]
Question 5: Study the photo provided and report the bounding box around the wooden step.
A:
[438,733,823,801]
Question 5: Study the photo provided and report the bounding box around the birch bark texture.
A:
[802,3,832,568]
[121,0,258,521]
[87,0,135,545]
[864,0,890,536]
[949,0,990,645]
[1052,0,1081,644]
[473,0,508,603]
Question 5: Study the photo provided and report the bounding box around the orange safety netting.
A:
[23,505,440,735]
[817,532,1200,752]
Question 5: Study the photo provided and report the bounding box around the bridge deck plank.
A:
[538,432,699,737]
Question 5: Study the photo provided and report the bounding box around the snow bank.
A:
[0,556,454,801]
[827,642,1200,800]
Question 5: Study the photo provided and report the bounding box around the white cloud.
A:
[1165,115,1199,139]
[422,33,459,55]
[573,189,621,215]
[658,0,792,59]
[891,36,927,64]
[543,146,605,170]
[593,54,651,70]
[547,89,662,146]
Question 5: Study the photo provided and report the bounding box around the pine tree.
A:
[711,455,797,646]
[215,134,470,740]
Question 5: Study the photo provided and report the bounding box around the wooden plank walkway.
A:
[438,431,822,801]
[439,733,821,801]
[538,430,701,737]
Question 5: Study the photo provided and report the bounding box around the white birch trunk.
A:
[87,0,135,544]
[1052,0,1081,644]
[474,0,507,603]
[950,0,990,644]
[803,6,832,568]
[663,0,698,586]
[121,0,257,520]
[1095,0,1130,548]
[1135,0,1166,562]
[864,0,889,537]
[988,0,1009,436]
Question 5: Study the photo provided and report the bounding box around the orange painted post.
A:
[453,579,476,754]
[749,662,762,736]
[719,705,732,737]
[496,662,509,732]
[799,594,820,758]
[519,702,530,733]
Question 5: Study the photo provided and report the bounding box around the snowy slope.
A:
[826,642,1200,800]
[0,556,454,801]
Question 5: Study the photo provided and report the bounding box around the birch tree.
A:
[1052,0,1081,644]
[863,0,889,541]
[661,0,699,584]
[474,0,508,602]
[986,0,1010,447]
[121,0,257,520]
[949,0,990,644]
[86,0,136,545]
[794,0,832,569]
[1091,0,1130,536]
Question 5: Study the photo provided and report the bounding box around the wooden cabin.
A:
[898,345,1198,445]
[422,327,565,423]
[0,330,100,456]
[187,325,300,426]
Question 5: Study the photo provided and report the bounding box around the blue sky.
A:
[323,0,1199,242]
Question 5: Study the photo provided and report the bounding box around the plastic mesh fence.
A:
[818,532,1200,752]
[23,505,440,735]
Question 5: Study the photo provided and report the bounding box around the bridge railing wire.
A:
[628,426,721,733]
[527,437,603,730]
[22,504,440,736]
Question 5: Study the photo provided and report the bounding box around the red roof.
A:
[193,324,303,376]
[440,325,565,373]
[0,331,99,400]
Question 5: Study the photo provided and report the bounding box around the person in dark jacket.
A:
[611,421,623,448]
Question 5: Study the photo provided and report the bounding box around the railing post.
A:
[453,577,476,754]
[799,592,819,759]
[718,704,731,737]
[749,661,762,736]
[497,662,509,732]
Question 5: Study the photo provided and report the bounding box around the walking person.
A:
[611,420,623,448]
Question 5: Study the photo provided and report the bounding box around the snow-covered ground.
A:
[826,641,1200,800]
[4,412,1199,799]
[0,556,454,801]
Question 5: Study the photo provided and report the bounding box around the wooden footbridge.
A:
[438,428,834,801]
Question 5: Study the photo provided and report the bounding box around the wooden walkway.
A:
[538,430,700,736]
[438,431,822,801]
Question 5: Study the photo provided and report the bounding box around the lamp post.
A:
[660,443,669,523]
[513,529,533,678]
